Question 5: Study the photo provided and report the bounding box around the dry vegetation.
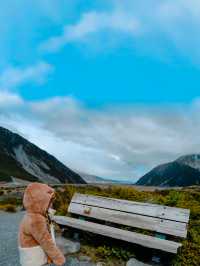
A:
[0,190,22,212]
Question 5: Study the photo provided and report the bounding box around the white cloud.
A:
[0,61,54,89]
[1,95,200,181]
[40,10,140,52]
[0,91,23,107]
[39,0,200,64]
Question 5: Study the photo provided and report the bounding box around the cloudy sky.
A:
[1,0,200,181]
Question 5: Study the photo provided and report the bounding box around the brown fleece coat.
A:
[18,182,65,266]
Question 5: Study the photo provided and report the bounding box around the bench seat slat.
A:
[68,202,187,238]
[54,216,182,254]
[72,193,190,223]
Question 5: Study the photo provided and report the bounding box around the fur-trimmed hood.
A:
[23,182,55,215]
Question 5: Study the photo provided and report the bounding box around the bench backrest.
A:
[68,193,190,238]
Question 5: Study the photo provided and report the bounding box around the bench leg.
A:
[152,255,161,264]
[73,216,85,241]
[151,233,166,264]
[73,232,80,241]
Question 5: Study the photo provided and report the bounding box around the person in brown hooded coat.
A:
[18,182,66,266]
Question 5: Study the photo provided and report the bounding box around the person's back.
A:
[18,182,66,266]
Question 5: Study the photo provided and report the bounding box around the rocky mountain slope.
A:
[175,154,200,171]
[0,127,86,184]
[136,155,200,187]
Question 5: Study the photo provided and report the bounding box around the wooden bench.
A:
[53,193,190,254]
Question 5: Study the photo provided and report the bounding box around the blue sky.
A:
[1,0,200,104]
[1,0,200,181]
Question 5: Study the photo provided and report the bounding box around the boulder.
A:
[126,258,152,266]
[65,257,80,266]
[79,256,92,262]
[55,236,80,255]
[65,256,96,266]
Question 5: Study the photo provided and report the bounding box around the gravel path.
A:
[0,211,96,266]
[0,211,24,266]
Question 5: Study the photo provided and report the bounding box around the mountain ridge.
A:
[0,126,86,184]
[136,155,200,187]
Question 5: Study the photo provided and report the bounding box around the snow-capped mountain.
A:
[0,127,86,184]
[176,154,200,171]
[136,155,200,187]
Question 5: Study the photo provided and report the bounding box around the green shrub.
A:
[0,204,16,212]
[96,245,133,260]
[0,196,22,206]
[164,190,183,206]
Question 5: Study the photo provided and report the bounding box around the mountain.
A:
[79,172,134,184]
[0,127,86,184]
[176,154,200,171]
[78,172,121,183]
[79,172,109,183]
[136,155,200,187]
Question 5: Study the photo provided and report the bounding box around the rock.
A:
[96,262,106,266]
[65,256,80,266]
[55,236,80,255]
[65,256,96,266]
[126,258,152,266]
[79,262,96,266]
[79,255,92,262]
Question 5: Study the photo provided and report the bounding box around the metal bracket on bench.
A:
[84,206,92,215]
[155,233,166,240]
